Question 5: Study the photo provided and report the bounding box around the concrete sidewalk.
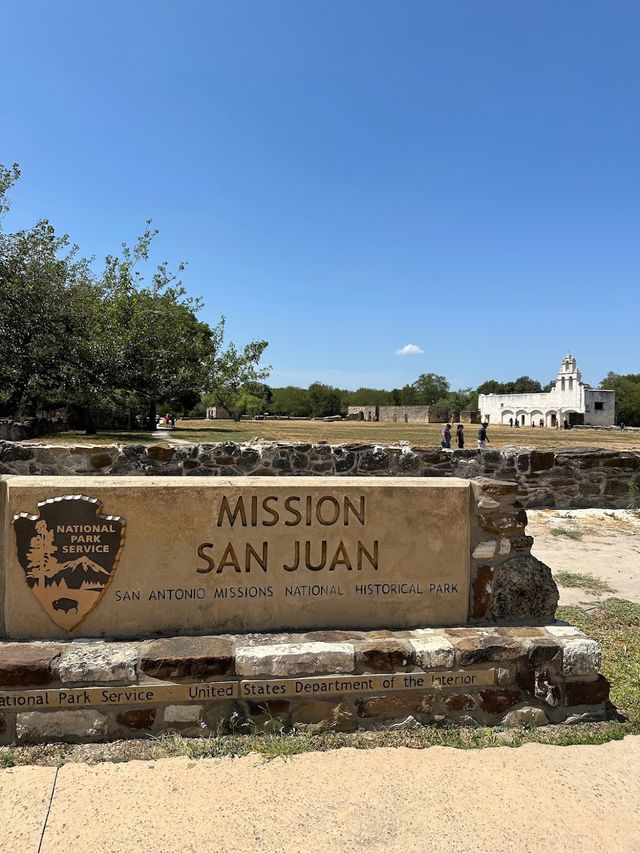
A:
[2,737,639,853]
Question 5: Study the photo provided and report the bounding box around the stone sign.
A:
[1,476,470,639]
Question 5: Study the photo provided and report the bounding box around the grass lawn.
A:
[23,419,640,450]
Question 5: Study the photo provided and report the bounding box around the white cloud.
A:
[394,343,424,356]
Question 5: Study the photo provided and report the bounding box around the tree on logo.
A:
[26,520,60,584]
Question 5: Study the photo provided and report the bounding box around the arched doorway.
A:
[501,410,514,425]
[546,411,558,428]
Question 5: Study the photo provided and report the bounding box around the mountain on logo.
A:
[47,556,111,589]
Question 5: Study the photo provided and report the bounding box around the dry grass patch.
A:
[554,571,617,595]
[22,419,640,451]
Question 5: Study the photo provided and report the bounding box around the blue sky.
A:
[2,1,639,390]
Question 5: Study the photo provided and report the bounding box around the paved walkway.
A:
[2,738,639,853]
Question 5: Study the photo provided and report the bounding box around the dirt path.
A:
[2,739,639,852]
[528,509,640,607]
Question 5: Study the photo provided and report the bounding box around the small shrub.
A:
[554,571,616,595]
[0,750,17,768]
[550,526,583,541]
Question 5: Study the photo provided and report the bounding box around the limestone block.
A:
[529,451,555,473]
[139,637,234,679]
[546,624,583,638]
[478,689,523,713]
[525,638,562,665]
[498,538,511,556]
[354,640,413,671]
[534,669,561,707]
[235,642,355,676]
[115,708,157,731]
[455,636,521,666]
[17,710,107,742]
[0,442,34,462]
[442,693,476,711]
[389,715,423,730]
[477,506,528,536]
[356,695,431,718]
[502,707,549,727]
[562,639,602,676]
[0,643,62,686]
[477,497,500,509]
[565,710,608,724]
[565,675,610,706]
[472,540,497,559]
[410,636,455,669]
[510,535,534,553]
[489,554,559,621]
[471,566,494,619]
[472,478,518,497]
[58,643,138,684]
[497,665,516,686]
[164,704,203,723]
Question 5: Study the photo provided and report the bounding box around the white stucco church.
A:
[478,354,615,428]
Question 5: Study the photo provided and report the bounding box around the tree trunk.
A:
[147,399,157,432]
[84,408,97,435]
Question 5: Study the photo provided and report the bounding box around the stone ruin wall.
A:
[1,439,638,510]
[0,620,606,744]
[0,418,67,442]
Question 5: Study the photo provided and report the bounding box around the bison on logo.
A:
[13,495,126,631]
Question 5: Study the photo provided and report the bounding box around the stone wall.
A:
[1,440,638,509]
[378,405,450,423]
[0,623,608,743]
[0,418,67,442]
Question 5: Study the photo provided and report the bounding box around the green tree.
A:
[270,386,311,417]
[439,387,476,413]
[98,224,216,430]
[477,376,542,396]
[0,165,270,432]
[476,379,503,396]
[307,382,343,417]
[509,376,543,393]
[346,387,394,407]
[0,164,108,423]
[411,373,449,405]
[203,322,270,421]
[601,373,640,426]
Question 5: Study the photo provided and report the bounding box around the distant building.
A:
[347,405,451,423]
[205,406,232,420]
[478,354,615,428]
[346,405,379,421]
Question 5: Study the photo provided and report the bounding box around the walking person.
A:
[441,423,452,449]
[456,424,464,449]
[477,422,490,449]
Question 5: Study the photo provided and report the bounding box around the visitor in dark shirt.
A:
[478,423,489,449]
[441,423,452,449]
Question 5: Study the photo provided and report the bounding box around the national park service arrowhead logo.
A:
[13,496,126,631]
